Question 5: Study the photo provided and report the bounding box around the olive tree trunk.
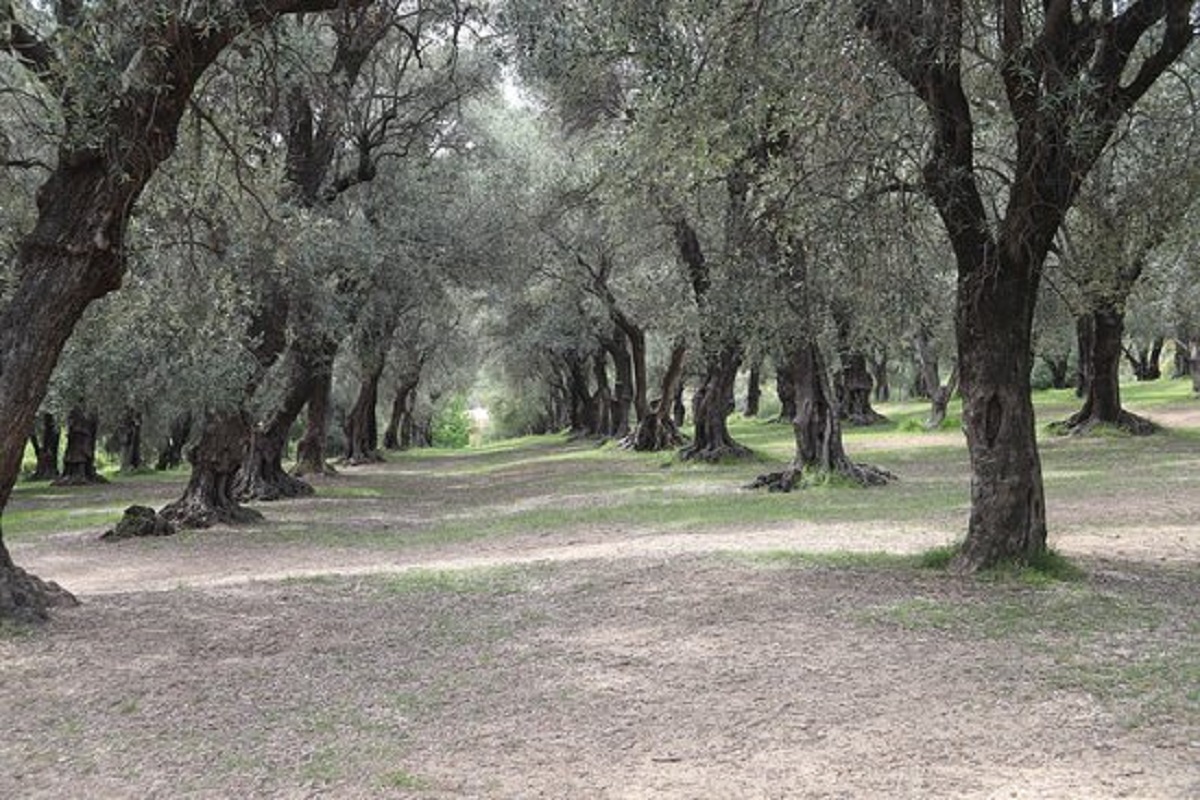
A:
[29,413,60,481]
[54,407,105,486]
[161,411,263,529]
[1055,307,1155,435]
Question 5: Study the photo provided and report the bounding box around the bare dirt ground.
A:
[2,410,1199,799]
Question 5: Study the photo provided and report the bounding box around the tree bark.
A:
[29,412,60,481]
[294,370,337,477]
[680,345,751,461]
[1041,354,1071,390]
[1056,307,1155,435]
[160,411,263,529]
[926,363,959,430]
[837,351,887,426]
[116,408,143,473]
[591,350,615,438]
[1124,337,1164,382]
[343,362,386,464]
[1075,315,1095,399]
[54,407,105,486]
[912,328,940,400]
[744,359,762,418]
[869,351,890,403]
[751,341,894,491]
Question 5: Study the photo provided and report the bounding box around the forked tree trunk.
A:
[1041,354,1071,390]
[160,411,263,529]
[1124,336,1164,382]
[680,345,750,462]
[744,359,762,418]
[751,341,894,491]
[629,342,687,451]
[155,412,192,471]
[54,408,106,486]
[294,372,337,477]
[1055,307,1155,436]
[912,329,940,400]
[29,413,60,481]
[343,362,386,464]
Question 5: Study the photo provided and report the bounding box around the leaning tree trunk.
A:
[232,348,316,502]
[751,342,894,492]
[29,412,61,481]
[0,0,352,623]
[54,407,106,486]
[161,411,263,529]
[680,345,751,462]
[1055,307,1155,436]
[343,362,386,465]
[629,342,688,452]
[926,363,959,430]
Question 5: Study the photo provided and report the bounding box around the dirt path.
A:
[3,432,1199,799]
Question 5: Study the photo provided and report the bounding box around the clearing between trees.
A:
[1,393,1198,799]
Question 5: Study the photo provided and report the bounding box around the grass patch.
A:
[979,548,1086,586]
[380,769,428,790]
[375,566,532,596]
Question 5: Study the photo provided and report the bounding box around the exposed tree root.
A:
[1049,409,1158,437]
[749,460,896,492]
[160,498,263,530]
[623,415,687,452]
[0,564,78,623]
[101,505,176,541]
[842,408,889,427]
[234,468,315,502]
[678,441,754,463]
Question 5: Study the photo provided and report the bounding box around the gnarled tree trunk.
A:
[629,342,687,451]
[1056,307,1155,435]
[116,408,143,473]
[383,377,420,450]
[775,359,797,423]
[343,361,386,464]
[837,351,887,426]
[54,407,105,486]
[161,411,263,529]
[294,371,337,477]
[752,341,894,491]
[681,345,750,461]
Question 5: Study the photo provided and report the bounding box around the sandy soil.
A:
[2,424,1198,799]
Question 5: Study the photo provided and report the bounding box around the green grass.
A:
[375,566,533,596]
[380,769,429,790]
[728,545,960,571]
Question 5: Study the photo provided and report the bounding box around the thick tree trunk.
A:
[751,341,894,491]
[1055,308,1155,436]
[343,363,386,464]
[1041,354,1072,390]
[116,408,143,473]
[54,408,106,486]
[29,413,60,481]
[744,359,762,418]
[953,260,1047,572]
[156,412,192,471]
[294,371,337,477]
[837,351,887,426]
[161,411,263,529]
[680,345,751,462]
[628,342,687,451]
